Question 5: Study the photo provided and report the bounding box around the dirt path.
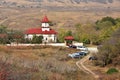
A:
[76,54,100,79]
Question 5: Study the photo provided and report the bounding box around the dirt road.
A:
[76,53,100,79]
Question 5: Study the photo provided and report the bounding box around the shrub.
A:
[95,28,120,66]
[31,36,43,44]
[106,68,119,74]
[82,38,90,44]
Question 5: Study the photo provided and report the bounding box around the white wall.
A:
[25,34,33,40]
[25,34,57,43]
[74,42,83,46]
[42,34,57,43]
[6,43,66,47]
[47,43,66,46]
[42,27,50,31]
[42,23,49,27]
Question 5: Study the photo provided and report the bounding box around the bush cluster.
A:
[95,28,120,66]
[106,68,119,74]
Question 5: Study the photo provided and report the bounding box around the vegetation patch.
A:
[0,46,94,80]
[106,68,119,74]
[95,28,120,67]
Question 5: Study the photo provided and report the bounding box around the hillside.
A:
[0,10,120,31]
[0,0,120,31]
[0,0,120,11]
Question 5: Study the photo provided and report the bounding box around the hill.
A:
[0,0,120,31]
[0,0,120,11]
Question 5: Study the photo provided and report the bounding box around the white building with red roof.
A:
[25,16,57,43]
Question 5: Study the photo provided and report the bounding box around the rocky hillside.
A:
[0,0,120,31]
[0,0,120,11]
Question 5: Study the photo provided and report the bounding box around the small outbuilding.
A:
[64,36,74,46]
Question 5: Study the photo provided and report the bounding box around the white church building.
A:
[25,16,57,43]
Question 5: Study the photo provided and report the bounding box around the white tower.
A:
[41,16,50,31]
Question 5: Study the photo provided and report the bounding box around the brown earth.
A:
[0,45,96,80]
[0,7,120,32]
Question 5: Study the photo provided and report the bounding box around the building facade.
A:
[25,16,57,43]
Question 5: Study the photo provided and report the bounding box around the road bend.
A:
[76,54,100,79]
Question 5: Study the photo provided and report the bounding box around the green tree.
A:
[58,29,73,43]
[95,21,113,30]
[95,28,120,66]
[0,25,8,44]
[100,16,116,25]
[94,17,120,44]
[65,30,72,36]
[75,23,100,45]
[7,30,24,43]
[57,29,66,43]
[31,36,43,44]
[82,38,90,44]
[0,37,8,44]
[74,23,82,42]
[95,16,116,30]
[115,18,120,24]
[90,35,101,45]
[0,25,7,33]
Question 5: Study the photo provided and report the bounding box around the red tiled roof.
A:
[65,36,74,40]
[41,16,49,23]
[25,28,57,34]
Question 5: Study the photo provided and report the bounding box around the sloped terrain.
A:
[0,0,120,31]
[0,0,120,9]
[0,46,96,80]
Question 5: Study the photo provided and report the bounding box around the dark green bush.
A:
[106,68,119,74]
[82,38,90,44]
[31,36,43,44]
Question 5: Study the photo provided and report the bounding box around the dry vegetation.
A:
[0,2,120,79]
[0,45,96,80]
[0,7,120,31]
[84,60,120,80]
[0,45,119,80]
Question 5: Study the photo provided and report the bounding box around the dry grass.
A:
[1,7,120,31]
[0,45,96,80]
[85,60,120,80]
[0,45,119,80]
[102,73,120,80]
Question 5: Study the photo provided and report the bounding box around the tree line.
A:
[0,25,44,44]
[0,16,120,45]
[0,25,24,44]
[94,28,120,67]
[58,16,120,45]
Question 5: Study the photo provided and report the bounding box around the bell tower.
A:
[41,16,50,31]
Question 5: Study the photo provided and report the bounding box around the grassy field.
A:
[0,45,96,80]
[86,61,120,80]
[0,45,120,80]
[0,8,120,31]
